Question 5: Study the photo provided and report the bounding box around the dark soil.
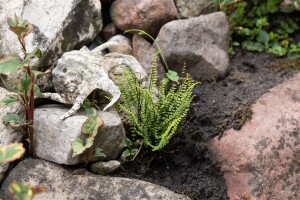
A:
[115,49,297,200]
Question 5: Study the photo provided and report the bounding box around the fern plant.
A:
[118,60,197,151]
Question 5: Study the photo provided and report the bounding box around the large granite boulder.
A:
[0,0,102,67]
[210,72,300,200]
[0,159,191,200]
[0,87,25,181]
[155,12,229,81]
[34,104,125,165]
[110,0,179,37]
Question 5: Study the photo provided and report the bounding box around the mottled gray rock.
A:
[90,160,121,175]
[155,12,229,81]
[210,72,300,200]
[110,0,179,37]
[34,104,125,165]
[175,0,217,18]
[0,0,102,67]
[0,87,25,181]
[1,159,191,200]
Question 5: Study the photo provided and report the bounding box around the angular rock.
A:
[110,0,179,37]
[210,72,300,200]
[0,159,191,200]
[175,0,217,18]
[90,160,121,175]
[155,12,229,81]
[34,104,125,165]
[132,34,165,80]
[0,87,25,181]
[0,0,102,67]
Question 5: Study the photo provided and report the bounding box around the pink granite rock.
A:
[110,0,179,37]
[210,72,300,200]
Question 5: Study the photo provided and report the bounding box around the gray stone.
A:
[0,159,191,200]
[0,87,25,181]
[90,160,121,175]
[155,12,229,81]
[175,0,217,18]
[0,0,102,67]
[34,104,125,165]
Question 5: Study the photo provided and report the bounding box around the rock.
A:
[175,0,217,18]
[0,0,102,67]
[132,34,165,81]
[155,12,229,81]
[0,87,25,181]
[34,104,125,165]
[102,23,118,41]
[0,159,191,200]
[210,72,300,200]
[110,0,179,37]
[90,160,121,175]
[100,34,132,55]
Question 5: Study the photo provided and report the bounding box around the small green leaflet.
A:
[0,143,25,164]
[122,138,133,147]
[8,181,46,200]
[81,116,103,137]
[256,30,270,43]
[121,149,131,158]
[166,70,179,82]
[0,55,23,76]
[23,48,42,66]
[0,95,19,107]
[72,137,94,157]
[3,113,22,127]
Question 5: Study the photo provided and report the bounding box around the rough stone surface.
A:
[132,34,165,80]
[0,159,191,200]
[155,12,229,81]
[34,104,125,165]
[210,72,300,200]
[175,0,217,18]
[42,46,146,120]
[0,0,102,67]
[110,0,179,37]
[90,160,121,175]
[0,87,25,181]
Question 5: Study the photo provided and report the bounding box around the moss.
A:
[232,102,252,130]
[272,59,300,72]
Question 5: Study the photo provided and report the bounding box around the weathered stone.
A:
[210,72,300,200]
[0,159,191,200]
[0,87,25,181]
[34,104,125,165]
[132,34,165,80]
[42,46,146,120]
[102,23,118,41]
[175,0,217,18]
[155,12,229,81]
[110,0,179,37]
[100,34,132,55]
[90,160,121,175]
[0,0,102,67]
